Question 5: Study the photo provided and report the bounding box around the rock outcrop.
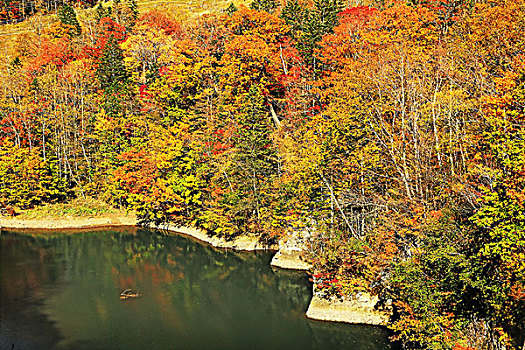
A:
[306,293,391,326]
[153,223,277,251]
[270,229,312,270]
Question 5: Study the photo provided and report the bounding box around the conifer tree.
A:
[312,0,343,34]
[226,2,238,15]
[298,0,343,70]
[121,0,138,31]
[280,0,306,34]
[97,35,130,117]
[228,85,278,230]
[57,3,81,36]
[95,3,110,21]
[126,0,138,20]
[250,0,278,13]
[97,36,129,89]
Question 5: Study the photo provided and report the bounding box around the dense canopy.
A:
[1,0,524,348]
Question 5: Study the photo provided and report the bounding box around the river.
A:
[0,228,393,349]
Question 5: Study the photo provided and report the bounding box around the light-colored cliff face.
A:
[152,223,277,251]
[269,229,392,326]
[270,250,312,270]
[270,229,313,270]
[306,293,392,326]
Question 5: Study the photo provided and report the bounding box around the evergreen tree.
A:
[126,0,138,20]
[225,2,238,15]
[280,0,306,34]
[95,3,110,21]
[96,35,130,117]
[250,0,278,13]
[57,3,81,36]
[312,0,343,35]
[97,36,129,89]
[121,0,138,31]
[297,0,343,70]
[227,85,278,231]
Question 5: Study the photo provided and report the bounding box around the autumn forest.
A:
[1,0,524,348]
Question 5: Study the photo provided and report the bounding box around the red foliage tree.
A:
[138,10,182,37]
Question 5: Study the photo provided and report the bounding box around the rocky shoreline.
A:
[306,294,391,326]
[270,251,312,270]
[0,215,277,251]
[151,222,278,251]
[0,215,391,327]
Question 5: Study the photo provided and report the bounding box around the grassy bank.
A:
[14,197,127,219]
[0,198,137,230]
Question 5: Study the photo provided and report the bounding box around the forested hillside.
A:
[1,0,524,348]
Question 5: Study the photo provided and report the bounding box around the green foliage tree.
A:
[297,0,343,69]
[95,2,111,21]
[280,0,306,34]
[250,0,278,13]
[218,85,278,236]
[226,2,238,15]
[57,3,81,36]
[0,144,73,209]
[96,35,130,117]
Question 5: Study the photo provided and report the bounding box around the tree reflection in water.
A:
[0,229,392,349]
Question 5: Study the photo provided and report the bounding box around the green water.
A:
[0,228,392,349]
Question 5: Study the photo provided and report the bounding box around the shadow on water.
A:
[1,229,393,350]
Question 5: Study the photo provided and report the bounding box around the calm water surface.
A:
[0,228,392,349]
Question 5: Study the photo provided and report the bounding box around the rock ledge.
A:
[306,294,391,326]
[270,251,312,270]
[152,223,277,251]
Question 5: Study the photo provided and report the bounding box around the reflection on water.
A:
[0,229,392,349]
